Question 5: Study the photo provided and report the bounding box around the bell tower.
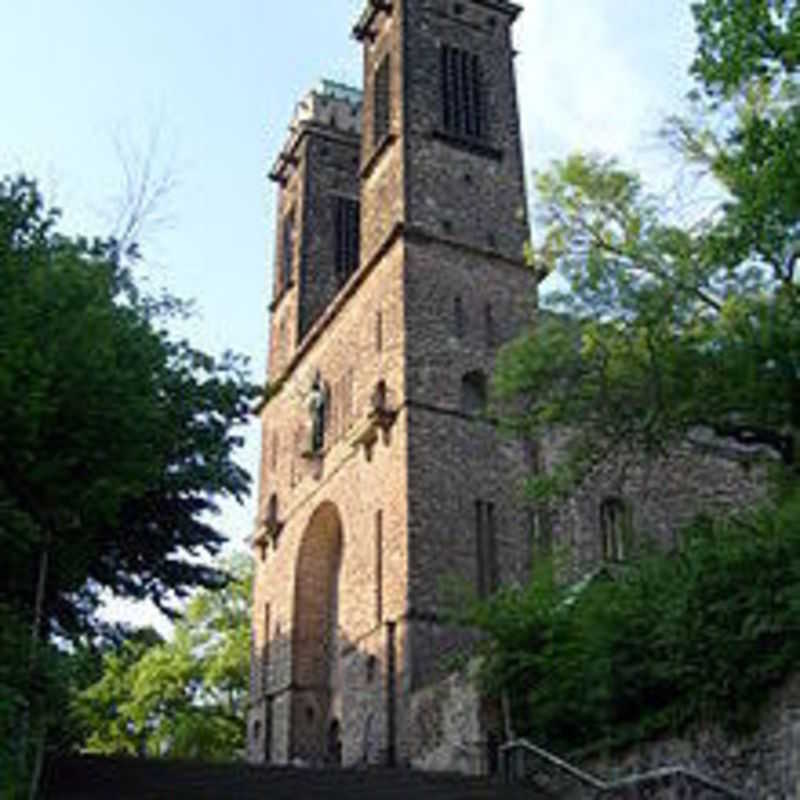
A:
[267,81,363,379]
[250,0,538,773]
[353,0,537,714]
[354,0,528,264]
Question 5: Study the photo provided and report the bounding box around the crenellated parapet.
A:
[270,80,363,185]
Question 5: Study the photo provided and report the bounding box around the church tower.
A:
[249,0,537,772]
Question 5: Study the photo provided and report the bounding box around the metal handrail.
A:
[500,738,749,798]
[501,738,605,789]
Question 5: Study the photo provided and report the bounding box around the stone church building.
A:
[247,0,760,775]
[248,0,537,772]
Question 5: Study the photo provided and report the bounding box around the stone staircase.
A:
[42,756,539,800]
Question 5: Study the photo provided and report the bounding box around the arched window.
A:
[461,370,487,415]
[454,296,464,339]
[485,302,495,347]
[372,379,387,413]
[266,493,283,547]
[267,493,278,526]
[600,497,629,562]
[373,55,391,146]
[281,207,295,290]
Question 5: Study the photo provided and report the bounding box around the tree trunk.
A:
[27,532,51,800]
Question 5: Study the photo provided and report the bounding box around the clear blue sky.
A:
[0,0,698,633]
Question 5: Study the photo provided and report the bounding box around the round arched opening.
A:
[291,501,344,764]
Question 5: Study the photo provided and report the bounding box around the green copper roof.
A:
[318,80,363,106]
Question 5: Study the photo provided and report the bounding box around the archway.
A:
[291,501,344,764]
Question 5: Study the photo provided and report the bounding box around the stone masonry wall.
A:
[403,0,528,263]
[268,141,305,379]
[360,5,406,267]
[578,672,800,798]
[541,435,766,580]
[251,239,411,765]
[298,130,361,340]
[404,237,538,689]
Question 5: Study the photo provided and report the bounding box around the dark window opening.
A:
[486,501,498,592]
[441,44,485,141]
[454,296,464,339]
[461,370,487,415]
[267,493,278,526]
[475,501,484,596]
[532,507,553,557]
[476,500,498,598]
[600,497,628,562]
[375,510,384,624]
[374,55,391,147]
[485,303,495,347]
[262,604,271,693]
[281,208,295,290]
[366,654,378,683]
[334,196,360,280]
[372,379,388,413]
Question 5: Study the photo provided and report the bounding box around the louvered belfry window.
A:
[334,196,360,280]
[374,55,391,146]
[441,44,485,140]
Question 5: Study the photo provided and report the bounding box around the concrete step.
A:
[43,756,541,800]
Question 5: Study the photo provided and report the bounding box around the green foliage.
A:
[0,174,258,793]
[72,556,252,761]
[0,604,30,799]
[465,492,800,753]
[494,0,800,496]
[691,0,799,99]
[0,175,258,643]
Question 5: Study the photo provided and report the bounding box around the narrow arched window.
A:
[454,295,464,339]
[372,379,387,413]
[485,302,495,348]
[281,206,295,290]
[267,493,278,526]
[600,497,629,562]
[461,370,487,415]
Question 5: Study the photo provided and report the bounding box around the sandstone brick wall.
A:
[251,239,411,764]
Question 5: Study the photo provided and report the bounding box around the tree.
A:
[0,176,257,795]
[73,556,252,761]
[494,0,800,496]
[0,175,256,636]
[464,489,800,752]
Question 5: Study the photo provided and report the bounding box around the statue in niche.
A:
[308,370,328,453]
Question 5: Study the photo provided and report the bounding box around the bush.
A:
[465,489,800,753]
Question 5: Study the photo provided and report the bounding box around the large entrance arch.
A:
[291,501,343,764]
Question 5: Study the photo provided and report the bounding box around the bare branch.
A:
[107,116,180,259]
